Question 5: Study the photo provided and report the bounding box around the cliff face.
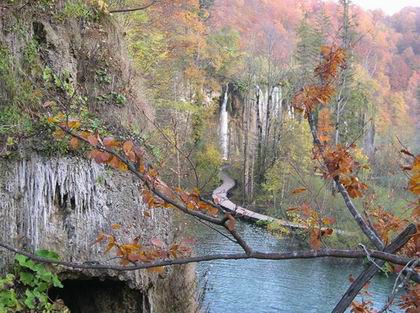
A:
[0,154,198,312]
[0,1,197,312]
[0,0,152,130]
[0,155,156,310]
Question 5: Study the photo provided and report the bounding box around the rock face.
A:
[0,0,153,131]
[0,154,168,266]
[0,2,198,311]
[0,154,198,313]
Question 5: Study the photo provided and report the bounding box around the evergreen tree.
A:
[333,0,359,145]
[294,14,324,87]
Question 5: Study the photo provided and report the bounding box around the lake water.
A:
[187,220,402,313]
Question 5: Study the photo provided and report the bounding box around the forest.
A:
[0,0,418,312]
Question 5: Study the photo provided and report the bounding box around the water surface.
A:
[188,221,402,313]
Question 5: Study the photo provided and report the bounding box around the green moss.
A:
[0,45,16,103]
[0,106,33,136]
[0,43,42,109]
[96,92,127,106]
[59,0,96,20]
[23,39,41,74]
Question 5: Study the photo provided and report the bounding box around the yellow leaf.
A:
[186,202,196,210]
[291,188,307,195]
[104,236,116,254]
[67,119,81,129]
[147,266,165,273]
[93,232,106,245]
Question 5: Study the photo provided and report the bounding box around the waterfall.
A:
[220,84,229,160]
[272,86,280,116]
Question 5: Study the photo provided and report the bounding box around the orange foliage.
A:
[94,227,193,270]
[316,145,368,198]
[292,85,335,113]
[287,203,334,250]
[315,46,346,81]
[317,108,333,143]
[406,155,420,195]
[399,284,420,313]
[291,45,345,114]
[367,209,405,245]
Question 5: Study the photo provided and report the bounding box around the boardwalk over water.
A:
[212,171,306,230]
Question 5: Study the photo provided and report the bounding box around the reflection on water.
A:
[188,221,402,313]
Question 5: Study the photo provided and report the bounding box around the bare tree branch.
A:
[109,0,157,14]
[58,125,225,226]
[332,223,417,313]
[0,240,417,272]
[57,125,255,256]
[307,112,385,250]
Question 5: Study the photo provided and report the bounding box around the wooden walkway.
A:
[212,171,306,230]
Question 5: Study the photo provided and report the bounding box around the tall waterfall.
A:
[220,84,229,160]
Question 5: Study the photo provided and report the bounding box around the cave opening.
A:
[48,278,144,313]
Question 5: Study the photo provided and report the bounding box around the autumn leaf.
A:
[143,191,155,208]
[47,116,56,123]
[186,202,196,210]
[151,238,165,249]
[103,137,120,148]
[120,243,141,254]
[109,156,128,171]
[93,232,106,245]
[66,119,81,129]
[69,137,80,150]
[87,134,99,146]
[147,266,165,273]
[119,258,130,266]
[111,223,121,230]
[148,168,158,178]
[321,228,333,236]
[309,229,321,250]
[104,236,116,254]
[89,150,112,163]
[169,244,179,258]
[408,156,420,195]
[207,205,220,216]
[291,188,307,195]
[123,140,134,154]
[322,216,336,225]
[80,130,91,140]
[139,163,146,174]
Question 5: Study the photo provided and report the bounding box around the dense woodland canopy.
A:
[112,0,419,226]
[0,0,419,312]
